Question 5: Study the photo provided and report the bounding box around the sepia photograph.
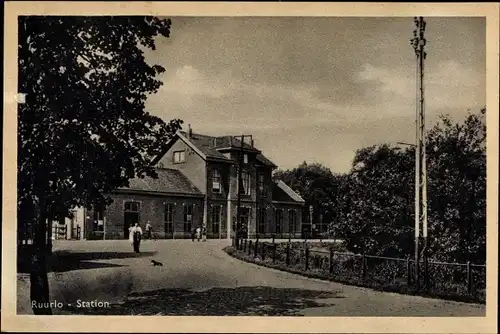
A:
[2,2,499,333]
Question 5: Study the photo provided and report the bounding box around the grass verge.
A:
[224,245,485,305]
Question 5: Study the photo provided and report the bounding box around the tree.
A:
[332,144,415,257]
[425,108,486,263]
[18,16,182,314]
[273,162,341,236]
[331,108,486,262]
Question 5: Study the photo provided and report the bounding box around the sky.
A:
[143,17,486,174]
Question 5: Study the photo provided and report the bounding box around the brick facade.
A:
[84,129,305,240]
[85,192,204,240]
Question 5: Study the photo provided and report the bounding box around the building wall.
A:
[248,203,303,239]
[50,207,85,240]
[206,199,228,239]
[85,192,204,240]
[214,150,276,238]
[66,207,85,240]
[205,162,232,238]
[156,138,207,194]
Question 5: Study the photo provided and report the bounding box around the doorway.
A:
[238,207,249,239]
[123,201,141,239]
[124,212,139,239]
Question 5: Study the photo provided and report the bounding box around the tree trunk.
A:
[30,206,52,315]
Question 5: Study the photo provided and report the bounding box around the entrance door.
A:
[124,212,139,239]
[239,207,249,239]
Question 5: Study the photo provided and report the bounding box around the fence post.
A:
[406,256,411,286]
[362,254,366,279]
[272,235,275,244]
[305,247,310,271]
[244,239,247,252]
[254,239,258,257]
[286,243,290,265]
[423,254,428,290]
[261,243,266,261]
[272,244,276,263]
[466,261,472,295]
[329,248,334,275]
[248,240,252,255]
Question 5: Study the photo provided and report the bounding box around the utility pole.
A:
[234,134,253,247]
[410,16,428,290]
[235,135,244,248]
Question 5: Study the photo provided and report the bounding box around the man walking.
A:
[131,223,143,253]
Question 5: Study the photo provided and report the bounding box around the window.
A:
[212,206,221,235]
[212,169,221,193]
[183,203,194,232]
[173,150,186,164]
[243,154,248,164]
[240,171,251,195]
[289,210,297,235]
[275,209,283,234]
[164,203,174,233]
[257,207,266,234]
[124,201,140,212]
[258,173,266,197]
[93,207,104,232]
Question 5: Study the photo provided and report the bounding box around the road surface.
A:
[17,239,485,316]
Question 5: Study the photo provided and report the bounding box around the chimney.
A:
[213,137,217,147]
[188,124,192,139]
[251,139,254,147]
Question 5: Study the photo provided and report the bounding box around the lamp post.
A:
[309,205,313,241]
[288,209,292,243]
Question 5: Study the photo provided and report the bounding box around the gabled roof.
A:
[178,131,229,161]
[175,130,277,168]
[256,154,277,168]
[272,180,306,205]
[117,168,203,196]
[211,135,260,153]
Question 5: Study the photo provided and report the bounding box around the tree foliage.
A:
[18,16,182,314]
[333,144,415,256]
[276,109,486,263]
[273,162,342,235]
[425,108,486,263]
[19,16,182,220]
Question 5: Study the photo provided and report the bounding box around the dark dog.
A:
[151,260,163,267]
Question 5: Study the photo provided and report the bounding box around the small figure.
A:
[131,223,143,253]
[196,226,201,242]
[202,226,207,242]
[145,221,152,240]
